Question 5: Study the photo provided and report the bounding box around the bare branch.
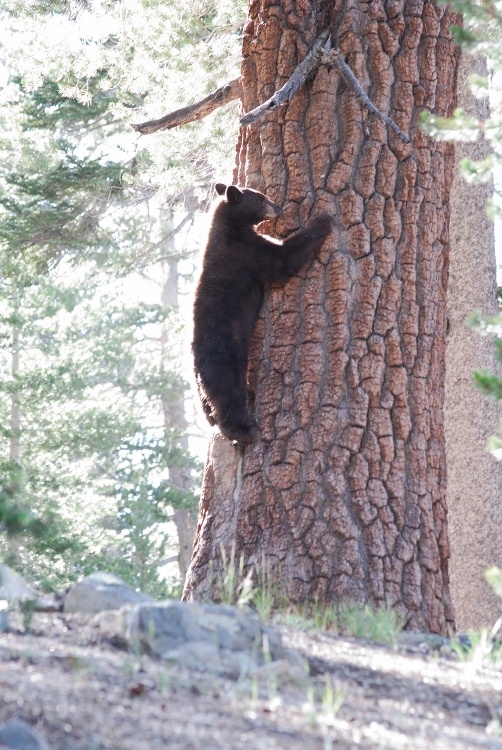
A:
[132,29,409,145]
[322,49,411,144]
[153,556,179,567]
[239,29,330,126]
[132,79,241,135]
[123,210,197,269]
[240,30,409,143]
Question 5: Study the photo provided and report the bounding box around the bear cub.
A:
[192,182,333,444]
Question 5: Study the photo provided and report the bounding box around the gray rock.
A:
[171,640,259,678]
[198,603,263,651]
[0,565,61,613]
[0,564,38,605]
[163,640,226,673]
[122,601,215,656]
[33,594,63,613]
[0,719,52,750]
[63,572,153,614]
[97,599,287,678]
[93,608,125,635]
[0,600,8,632]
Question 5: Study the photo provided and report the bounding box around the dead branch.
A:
[132,29,409,145]
[123,209,197,270]
[132,78,241,135]
[240,31,409,144]
[321,49,410,144]
[239,29,330,126]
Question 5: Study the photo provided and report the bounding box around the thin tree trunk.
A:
[446,52,502,630]
[184,0,460,634]
[10,312,21,464]
[160,222,196,582]
[7,297,22,565]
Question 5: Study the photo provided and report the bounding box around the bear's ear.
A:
[215,183,227,196]
[226,185,243,204]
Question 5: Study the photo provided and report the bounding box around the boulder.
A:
[0,565,63,613]
[96,600,286,678]
[0,564,38,604]
[63,572,153,614]
[0,600,8,632]
[0,719,52,750]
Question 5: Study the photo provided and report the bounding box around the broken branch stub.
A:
[132,78,241,135]
[240,31,410,144]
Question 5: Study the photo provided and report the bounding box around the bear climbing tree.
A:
[177,0,462,635]
[192,183,333,444]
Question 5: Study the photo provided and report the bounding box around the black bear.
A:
[192,182,333,444]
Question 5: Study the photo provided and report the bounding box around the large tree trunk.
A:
[446,53,502,630]
[183,0,460,633]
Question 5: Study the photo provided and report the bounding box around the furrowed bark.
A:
[321,50,410,143]
[184,0,460,634]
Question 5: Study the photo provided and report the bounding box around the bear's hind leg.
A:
[198,347,256,444]
[214,373,257,444]
[196,374,217,425]
[218,388,257,444]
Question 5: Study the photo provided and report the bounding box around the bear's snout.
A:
[263,201,282,220]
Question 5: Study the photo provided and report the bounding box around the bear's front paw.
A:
[308,213,334,235]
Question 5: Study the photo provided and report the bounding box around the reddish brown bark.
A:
[183,0,460,634]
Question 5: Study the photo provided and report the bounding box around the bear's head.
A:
[215,183,282,225]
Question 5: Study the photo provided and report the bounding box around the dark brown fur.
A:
[192,183,333,444]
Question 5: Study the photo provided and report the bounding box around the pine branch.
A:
[123,210,197,269]
[132,79,241,135]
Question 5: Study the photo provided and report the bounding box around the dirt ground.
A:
[0,611,501,750]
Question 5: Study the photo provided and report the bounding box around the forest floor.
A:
[0,610,501,750]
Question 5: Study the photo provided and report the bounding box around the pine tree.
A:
[0,73,199,592]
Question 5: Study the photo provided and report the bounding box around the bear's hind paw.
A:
[219,421,257,444]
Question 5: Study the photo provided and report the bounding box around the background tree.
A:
[417,0,502,628]
[3,0,246,199]
[446,54,502,631]
[157,200,200,580]
[0,72,200,593]
[182,0,461,635]
[0,0,252,590]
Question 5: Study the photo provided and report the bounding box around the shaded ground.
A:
[0,611,501,749]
